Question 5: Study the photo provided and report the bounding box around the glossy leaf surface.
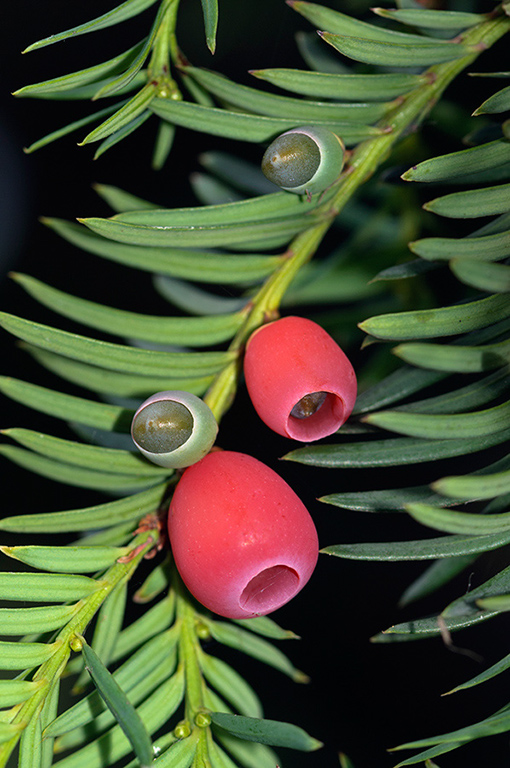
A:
[424,183,510,218]
[23,0,159,52]
[321,33,471,67]
[323,530,510,560]
[434,467,510,500]
[0,376,129,431]
[82,642,154,768]
[450,258,510,293]
[364,400,510,439]
[13,273,244,347]
[0,545,128,573]
[393,338,510,372]
[403,139,510,182]
[210,712,321,751]
[150,99,380,145]
[406,503,510,535]
[360,294,510,340]
[372,8,486,30]
[409,231,510,262]
[0,483,165,533]
[285,428,510,467]
[290,1,450,43]
[44,218,282,284]
[185,66,392,122]
[250,69,426,100]
[0,313,234,376]
[0,606,77,635]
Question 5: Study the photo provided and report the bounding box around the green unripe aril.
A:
[261,126,345,195]
[131,390,218,469]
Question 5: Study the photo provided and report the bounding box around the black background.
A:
[1,2,509,767]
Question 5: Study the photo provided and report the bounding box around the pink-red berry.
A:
[168,450,319,619]
[244,316,357,442]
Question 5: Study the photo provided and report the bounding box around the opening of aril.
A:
[287,392,344,440]
[239,565,299,614]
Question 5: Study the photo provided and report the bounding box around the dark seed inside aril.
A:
[290,391,328,420]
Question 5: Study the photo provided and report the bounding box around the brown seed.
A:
[290,391,328,420]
